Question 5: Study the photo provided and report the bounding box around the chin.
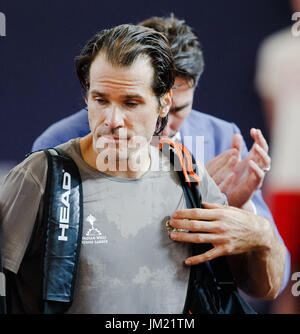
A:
[95,148,129,172]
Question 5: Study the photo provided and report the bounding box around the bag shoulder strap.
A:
[42,147,83,314]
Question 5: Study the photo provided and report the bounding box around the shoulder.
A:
[182,109,241,147]
[0,140,79,223]
[184,109,239,133]
[181,109,247,162]
[4,151,48,193]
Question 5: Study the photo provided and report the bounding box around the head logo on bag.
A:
[58,171,71,242]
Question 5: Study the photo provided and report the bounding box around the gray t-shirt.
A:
[0,138,227,314]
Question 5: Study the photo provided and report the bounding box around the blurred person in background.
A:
[255,0,300,314]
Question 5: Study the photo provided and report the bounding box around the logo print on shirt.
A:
[86,214,101,236]
[82,214,108,245]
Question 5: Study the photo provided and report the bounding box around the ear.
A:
[159,90,173,118]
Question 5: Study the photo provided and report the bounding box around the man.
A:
[0,24,286,314]
[31,15,290,292]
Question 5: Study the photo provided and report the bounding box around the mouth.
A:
[100,135,129,143]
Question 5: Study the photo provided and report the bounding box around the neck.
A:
[79,134,151,179]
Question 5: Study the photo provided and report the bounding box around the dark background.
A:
[0,0,292,163]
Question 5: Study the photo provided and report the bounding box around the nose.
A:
[104,105,124,130]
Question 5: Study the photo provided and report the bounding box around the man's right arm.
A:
[0,153,47,273]
[183,112,290,293]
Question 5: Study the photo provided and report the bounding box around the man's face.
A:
[86,52,169,163]
[162,77,195,138]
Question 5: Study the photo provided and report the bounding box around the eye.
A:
[94,97,108,105]
[124,101,138,108]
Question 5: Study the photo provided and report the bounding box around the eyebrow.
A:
[90,90,144,100]
[171,103,190,113]
[124,94,144,100]
[90,90,106,97]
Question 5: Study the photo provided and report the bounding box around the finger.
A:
[170,231,224,244]
[230,133,243,154]
[250,128,269,153]
[185,247,224,265]
[205,149,239,177]
[201,202,236,214]
[248,160,265,188]
[172,208,217,221]
[212,156,238,185]
[205,151,230,176]
[172,205,226,220]
[169,218,222,233]
[253,144,271,168]
[201,202,225,209]
[218,172,235,194]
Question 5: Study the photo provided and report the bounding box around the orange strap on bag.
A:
[158,138,200,188]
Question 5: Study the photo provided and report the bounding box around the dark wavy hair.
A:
[75,24,175,135]
[139,14,204,87]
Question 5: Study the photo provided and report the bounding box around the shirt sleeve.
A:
[0,153,47,273]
